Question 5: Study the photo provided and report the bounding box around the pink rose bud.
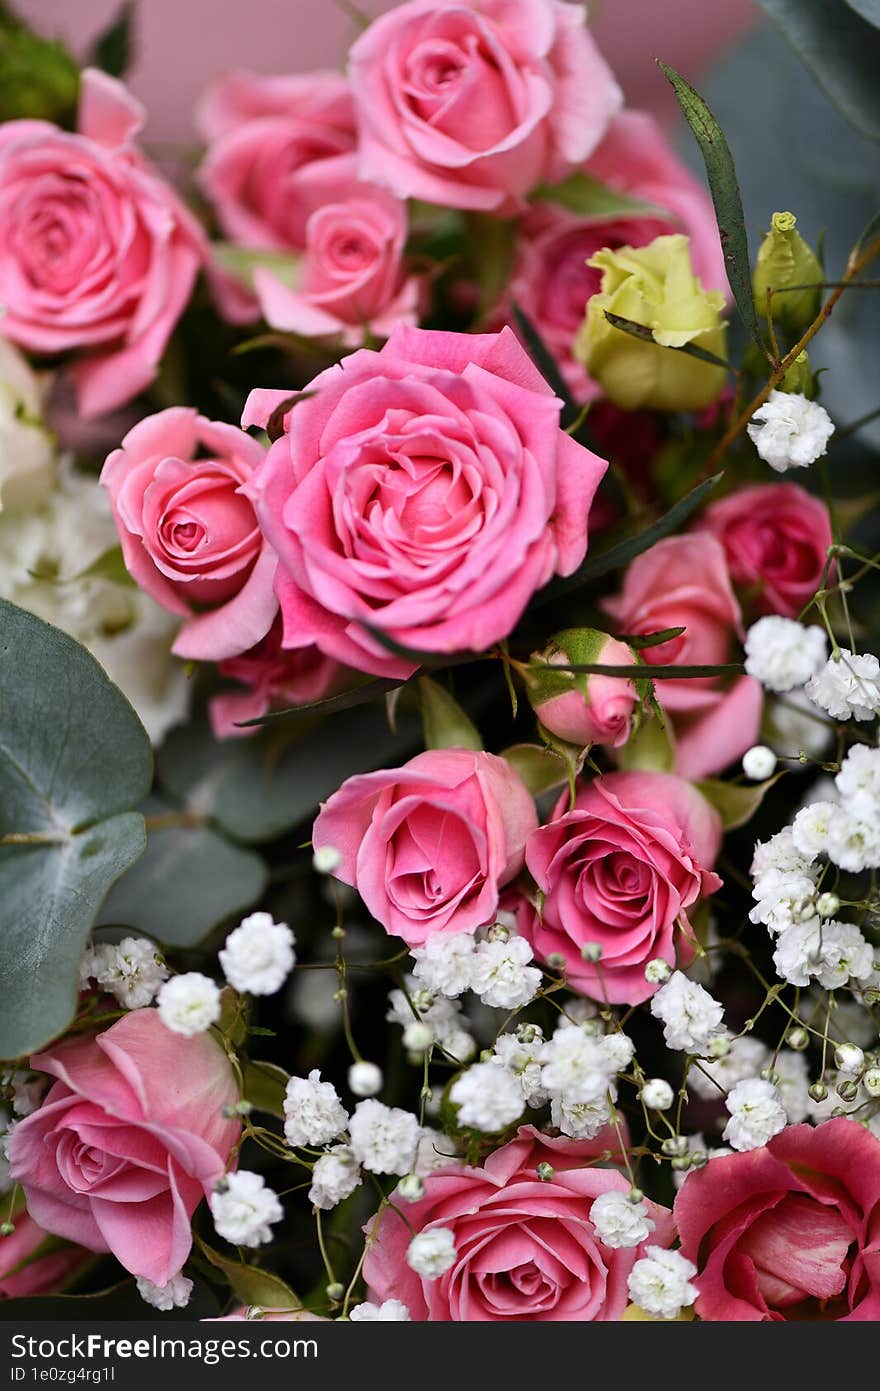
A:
[528,629,639,748]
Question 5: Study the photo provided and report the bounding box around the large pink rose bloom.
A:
[0,70,206,417]
[8,1010,240,1288]
[508,110,725,397]
[364,1125,674,1320]
[0,1212,89,1299]
[675,1119,880,1321]
[349,0,622,212]
[696,482,833,620]
[523,771,722,1004]
[603,534,762,780]
[312,748,538,946]
[102,406,278,662]
[245,325,608,679]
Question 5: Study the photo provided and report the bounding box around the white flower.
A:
[749,867,817,934]
[210,1171,283,1247]
[469,935,541,1009]
[308,1147,362,1211]
[751,827,811,879]
[742,745,776,780]
[348,1061,383,1098]
[91,937,168,1009]
[349,1099,420,1175]
[650,973,725,1053]
[135,1273,193,1311]
[449,1061,524,1132]
[414,1128,458,1175]
[540,1024,618,1104]
[387,981,474,1059]
[744,617,827,692]
[411,933,476,998]
[312,845,342,875]
[747,389,834,471]
[627,1247,698,1319]
[349,1300,411,1321]
[589,1191,655,1249]
[493,1027,547,1107]
[640,1078,674,1110]
[219,913,295,996]
[790,801,837,861]
[767,688,833,761]
[406,1228,456,1279]
[550,1093,611,1140]
[826,809,880,872]
[6,1071,44,1118]
[723,1078,787,1150]
[0,338,54,513]
[156,973,220,1037]
[836,745,880,822]
[773,917,873,989]
[806,649,880,722]
[688,1036,769,1101]
[283,1070,349,1149]
[671,1134,732,1190]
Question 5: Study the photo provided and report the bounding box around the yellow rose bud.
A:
[573,233,727,412]
[752,211,822,329]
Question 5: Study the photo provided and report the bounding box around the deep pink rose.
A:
[312,748,538,946]
[603,534,762,780]
[245,325,608,679]
[523,771,722,1004]
[101,406,278,662]
[209,615,347,738]
[364,1124,674,1320]
[697,482,833,620]
[507,110,725,396]
[254,153,420,345]
[349,0,622,212]
[0,70,206,417]
[197,70,356,252]
[0,1212,89,1299]
[675,1118,880,1321]
[8,1010,240,1288]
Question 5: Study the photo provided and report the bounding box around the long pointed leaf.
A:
[604,310,734,371]
[511,303,579,427]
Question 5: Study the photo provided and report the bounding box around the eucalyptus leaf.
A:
[418,677,483,751]
[754,0,880,140]
[843,0,880,25]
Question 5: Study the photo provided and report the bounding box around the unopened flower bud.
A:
[742,745,776,780]
[863,1067,880,1098]
[671,1154,693,1172]
[689,1150,708,1170]
[836,1078,860,1103]
[707,1035,731,1060]
[536,1162,554,1182]
[645,958,672,985]
[580,941,603,964]
[834,1044,865,1076]
[326,1283,345,1303]
[487,921,510,943]
[398,1174,426,1202]
[545,953,567,972]
[640,1078,674,1110]
[527,629,639,749]
[312,845,342,875]
[348,1061,383,1097]
[661,1136,688,1158]
[817,893,840,919]
[808,1081,828,1103]
[786,1026,810,1051]
[403,1021,434,1053]
[627,1187,644,1204]
[0,1222,14,1237]
[753,211,822,330]
[411,989,435,1013]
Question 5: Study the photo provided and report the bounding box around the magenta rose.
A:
[675,1118,880,1321]
[0,70,206,417]
[523,771,722,1004]
[0,1212,89,1299]
[209,615,347,739]
[245,325,608,679]
[364,1124,674,1320]
[197,70,356,252]
[8,1010,240,1288]
[254,153,420,345]
[349,0,622,212]
[312,748,538,946]
[697,482,833,620]
[102,406,278,662]
[603,534,762,780]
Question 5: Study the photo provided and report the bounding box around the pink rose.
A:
[0,70,206,418]
[209,616,347,739]
[197,70,356,252]
[101,406,278,662]
[8,1010,240,1288]
[528,631,638,748]
[523,771,722,1004]
[0,1212,89,1299]
[312,748,538,946]
[254,154,420,345]
[349,0,622,212]
[245,325,608,679]
[507,110,725,396]
[364,1124,674,1320]
[697,482,833,620]
[675,1118,880,1321]
[603,534,762,780]
[209,1308,326,1321]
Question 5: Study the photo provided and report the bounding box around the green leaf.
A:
[98,796,267,947]
[510,303,579,427]
[617,716,676,774]
[696,775,781,829]
[243,1059,290,1117]
[533,472,723,607]
[265,391,316,443]
[418,677,482,751]
[500,743,569,796]
[754,0,880,140]
[89,2,135,78]
[620,627,686,650]
[533,170,670,223]
[197,1237,302,1311]
[546,661,743,679]
[0,10,79,124]
[0,602,151,1058]
[247,674,406,725]
[603,311,734,371]
[72,545,136,588]
[659,62,765,354]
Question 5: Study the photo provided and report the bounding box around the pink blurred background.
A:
[20,0,757,141]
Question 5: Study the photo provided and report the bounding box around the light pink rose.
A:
[364,1124,674,1320]
[603,534,762,780]
[522,770,722,1004]
[696,482,833,620]
[349,0,622,212]
[8,1010,240,1288]
[675,1118,880,1321]
[245,325,608,680]
[254,154,420,345]
[0,70,206,418]
[197,70,356,252]
[209,616,348,739]
[0,1211,89,1299]
[312,748,538,947]
[530,633,638,748]
[507,109,725,396]
[101,406,278,662]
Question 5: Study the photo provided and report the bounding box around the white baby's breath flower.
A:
[722,1078,787,1150]
[411,933,476,998]
[747,389,834,471]
[650,973,724,1053]
[308,1147,362,1211]
[744,617,827,692]
[349,1100,420,1176]
[406,1228,456,1279]
[211,1171,283,1247]
[283,1070,348,1149]
[627,1247,698,1319]
[157,973,220,1037]
[90,937,168,1009]
[136,1274,193,1311]
[469,935,541,1009]
[219,913,295,995]
[806,649,880,722]
[590,1190,655,1249]
[449,1061,524,1132]
[349,1300,411,1321]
